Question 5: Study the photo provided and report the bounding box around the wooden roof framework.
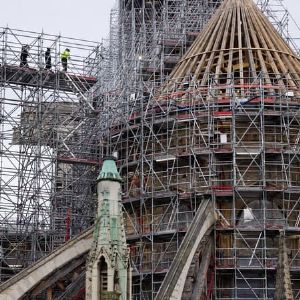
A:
[165,0,300,91]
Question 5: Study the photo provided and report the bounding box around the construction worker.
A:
[44,48,52,70]
[20,45,29,67]
[60,48,70,72]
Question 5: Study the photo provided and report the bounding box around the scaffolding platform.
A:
[0,27,102,287]
[57,156,101,165]
[1,65,97,92]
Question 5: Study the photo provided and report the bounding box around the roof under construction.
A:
[167,0,300,89]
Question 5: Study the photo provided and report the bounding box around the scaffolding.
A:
[98,0,300,299]
[0,0,300,299]
[257,0,300,55]
[97,0,300,147]
[107,71,300,298]
[0,27,101,280]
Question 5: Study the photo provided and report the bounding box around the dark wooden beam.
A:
[30,255,86,297]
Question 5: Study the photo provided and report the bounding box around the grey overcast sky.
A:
[0,0,299,42]
[0,0,116,41]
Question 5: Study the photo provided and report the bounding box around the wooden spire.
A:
[166,0,300,89]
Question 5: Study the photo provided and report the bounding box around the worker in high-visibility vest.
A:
[61,48,70,72]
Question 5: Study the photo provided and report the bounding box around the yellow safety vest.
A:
[61,50,70,60]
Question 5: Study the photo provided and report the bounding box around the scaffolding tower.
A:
[0,27,101,280]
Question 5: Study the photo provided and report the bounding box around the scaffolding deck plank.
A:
[1,65,97,92]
